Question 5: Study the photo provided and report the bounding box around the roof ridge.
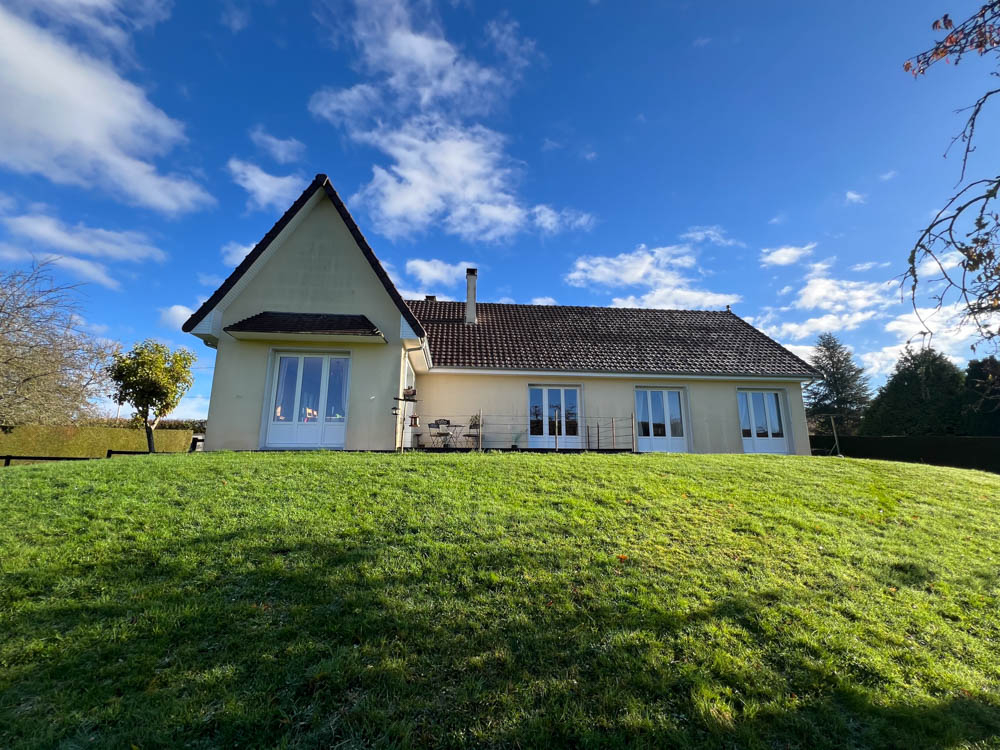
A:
[405,299,731,314]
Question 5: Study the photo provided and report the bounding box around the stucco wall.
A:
[411,371,810,455]
[204,198,405,451]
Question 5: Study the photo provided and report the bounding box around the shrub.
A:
[0,425,192,461]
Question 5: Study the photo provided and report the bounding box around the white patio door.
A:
[737,391,788,454]
[635,388,687,452]
[266,353,350,448]
[528,386,582,449]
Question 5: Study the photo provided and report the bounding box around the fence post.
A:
[479,409,483,451]
[3,456,10,467]
[631,411,638,452]
[611,418,616,450]
[586,424,590,450]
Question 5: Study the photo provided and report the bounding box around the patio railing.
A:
[408,413,636,452]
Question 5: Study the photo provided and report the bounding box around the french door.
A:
[266,353,350,448]
[634,388,687,452]
[528,386,581,449]
[737,391,788,453]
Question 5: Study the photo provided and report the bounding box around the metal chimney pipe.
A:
[465,268,477,324]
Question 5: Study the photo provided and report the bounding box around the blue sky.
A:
[1,0,995,418]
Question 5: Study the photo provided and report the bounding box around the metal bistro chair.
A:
[428,419,457,449]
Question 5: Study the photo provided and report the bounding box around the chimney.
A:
[465,268,478,324]
[424,294,436,301]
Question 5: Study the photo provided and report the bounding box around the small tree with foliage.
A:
[860,348,966,436]
[804,332,872,435]
[962,356,1000,435]
[107,340,195,452]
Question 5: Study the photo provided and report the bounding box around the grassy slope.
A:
[1,452,999,749]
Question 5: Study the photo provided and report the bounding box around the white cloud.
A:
[308,84,382,127]
[759,242,816,267]
[227,159,307,212]
[310,0,583,242]
[3,212,165,261]
[581,150,598,161]
[249,126,305,164]
[0,242,119,289]
[531,296,557,305]
[541,137,563,151]
[879,170,897,181]
[0,5,212,214]
[197,272,223,287]
[692,37,711,47]
[778,285,794,295]
[768,213,786,225]
[566,243,740,310]
[221,241,254,266]
[781,343,815,363]
[763,310,878,341]
[851,260,891,272]
[532,204,595,234]
[845,190,866,205]
[679,225,744,247]
[351,116,528,241]
[405,258,473,287]
[159,304,193,331]
[171,394,210,419]
[220,3,249,33]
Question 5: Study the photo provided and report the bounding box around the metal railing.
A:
[407,412,636,452]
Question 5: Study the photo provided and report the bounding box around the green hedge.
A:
[0,425,193,462]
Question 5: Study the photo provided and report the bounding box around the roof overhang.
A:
[423,367,814,382]
[224,331,387,344]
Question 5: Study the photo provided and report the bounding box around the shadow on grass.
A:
[2,530,998,749]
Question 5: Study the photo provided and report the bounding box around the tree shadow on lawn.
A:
[2,531,999,749]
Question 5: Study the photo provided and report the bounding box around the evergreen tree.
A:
[860,347,966,436]
[804,332,871,435]
[961,356,1000,436]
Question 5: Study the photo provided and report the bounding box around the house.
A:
[183,174,816,454]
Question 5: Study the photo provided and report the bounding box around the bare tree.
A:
[0,262,117,426]
[904,5,1000,355]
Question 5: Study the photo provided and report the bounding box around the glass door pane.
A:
[273,356,298,422]
[547,388,562,436]
[767,393,784,438]
[752,392,769,437]
[298,357,323,422]
[325,358,349,422]
[738,392,752,438]
[529,388,543,435]
[668,391,684,437]
[635,390,650,437]
[650,390,667,437]
[564,389,579,436]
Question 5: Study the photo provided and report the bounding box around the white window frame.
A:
[527,384,584,449]
[736,389,790,454]
[633,386,690,453]
[258,348,352,449]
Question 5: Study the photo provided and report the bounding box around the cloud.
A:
[781,343,815,363]
[221,241,254,266]
[197,272,223,287]
[566,243,740,310]
[310,0,585,242]
[879,170,897,181]
[845,190,866,205]
[778,285,794,295]
[405,258,474,287]
[220,3,250,33]
[692,37,711,47]
[759,242,816,267]
[0,242,119,289]
[531,296,557,305]
[541,137,563,151]
[3,212,165,261]
[159,304,193,330]
[532,205,595,234]
[768,213,787,225]
[850,260,891,272]
[0,5,212,214]
[679,225,744,247]
[227,159,307,212]
[171,394,211,419]
[581,150,598,161]
[249,126,305,164]
[351,116,529,241]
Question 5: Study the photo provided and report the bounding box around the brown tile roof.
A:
[224,312,382,337]
[182,174,425,338]
[406,300,816,378]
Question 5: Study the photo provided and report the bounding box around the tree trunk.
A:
[145,422,156,453]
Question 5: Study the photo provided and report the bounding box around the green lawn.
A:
[1,452,999,749]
